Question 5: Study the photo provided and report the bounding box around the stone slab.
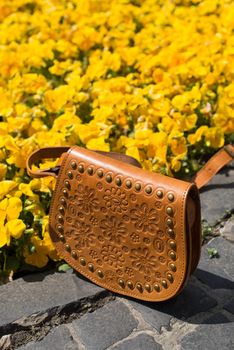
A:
[18,324,79,350]
[220,216,234,242]
[199,164,234,225]
[71,300,138,350]
[181,312,234,350]
[0,270,104,328]
[111,333,163,350]
[195,237,234,289]
[224,298,234,315]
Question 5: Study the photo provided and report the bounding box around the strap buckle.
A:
[224,145,234,159]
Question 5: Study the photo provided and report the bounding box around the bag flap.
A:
[49,146,199,301]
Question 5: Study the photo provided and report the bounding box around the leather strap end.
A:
[26,147,70,178]
[193,144,234,189]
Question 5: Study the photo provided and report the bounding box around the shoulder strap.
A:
[26,146,142,178]
[26,144,234,189]
[192,144,234,189]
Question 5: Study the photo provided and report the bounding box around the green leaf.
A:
[58,263,71,272]
[207,248,219,259]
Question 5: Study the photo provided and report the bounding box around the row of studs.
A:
[68,160,176,201]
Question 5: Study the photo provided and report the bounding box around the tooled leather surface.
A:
[49,146,199,302]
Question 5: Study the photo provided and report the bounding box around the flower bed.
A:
[0,0,233,281]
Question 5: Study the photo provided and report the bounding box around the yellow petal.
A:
[25,252,48,268]
[0,181,18,200]
[5,219,26,239]
[0,225,9,248]
[6,197,22,220]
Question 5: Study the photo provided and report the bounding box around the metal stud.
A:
[119,279,125,288]
[58,215,64,223]
[166,207,173,216]
[106,174,112,183]
[166,218,173,227]
[63,189,68,197]
[71,161,77,169]
[88,263,94,272]
[169,251,176,260]
[168,193,174,202]
[97,169,103,178]
[154,284,160,292]
[78,164,84,173]
[135,183,141,191]
[136,283,143,293]
[67,171,73,179]
[126,180,132,188]
[156,190,163,198]
[167,273,174,283]
[59,234,65,243]
[145,186,152,194]
[162,280,168,288]
[87,167,93,175]
[65,244,71,252]
[80,258,86,266]
[97,270,104,278]
[169,240,176,250]
[168,228,175,237]
[145,284,152,293]
[127,281,134,289]
[60,198,66,205]
[71,251,77,259]
[65,181,70,189]
[57,225,63,233]
[115,177,122,186]
[59,206,65,214]
[169,263,177,272]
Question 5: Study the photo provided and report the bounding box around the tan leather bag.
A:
[26,144,234,302]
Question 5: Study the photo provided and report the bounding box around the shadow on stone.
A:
[121,270,234,329]
[195,268,234,290]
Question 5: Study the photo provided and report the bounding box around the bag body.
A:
[26,144,234,301]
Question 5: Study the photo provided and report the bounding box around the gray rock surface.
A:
[0,163,234,350]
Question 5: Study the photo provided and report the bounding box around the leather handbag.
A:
[26,144,234,302]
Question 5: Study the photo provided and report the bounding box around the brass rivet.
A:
[169,240,176,250]
[169,263,177,272]
[156,190,163,198]
[78,164,84,173]
[65,244,71,252]
[126,180,132,188]
[106,174,112,183]
[167,273,174,283]
[135,183,141,191]
[154,284,160,292]
[65,181,70,189]
[71,251,77,259]
[97,270,104,278]
[71,161,77,169]
[145,186,152,194]
[166,218,173,227]
[88,263,94,272]
[60,198,66,205]
[80,258,86,266]
[87,167,93,175]
[168,193,174,202]
[119,279,125,288]
[115,177,122,186]
[59,206,65,214]
[166,207,173,215]
[169,251,176,260]
[168,228,175,237]
[97,169,103,178]
[162,280,168,288]
[58,215,63,223]
[127,281,134,289]
[68,171,73,179]
[59,234,65,243]
[63,189,68,197]
[145,284,152,293]
[136,283,143,293]
[57,225,63,232]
